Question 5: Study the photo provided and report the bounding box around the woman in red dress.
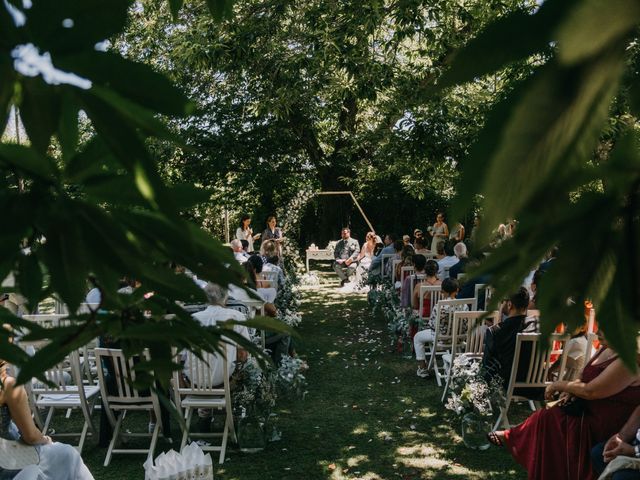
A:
[489,331,640,480]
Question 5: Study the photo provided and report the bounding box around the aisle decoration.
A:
[231,356,307,451]
[144,443,213,479]
[277,187,316,277]
[444,357,504,450]
[367,276,419,354]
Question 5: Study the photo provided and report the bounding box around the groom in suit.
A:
[333,228,360,286]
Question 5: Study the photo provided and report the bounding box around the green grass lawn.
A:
[74,279,527,479]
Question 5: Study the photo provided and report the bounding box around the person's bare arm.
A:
[3,377,50,445]
[545,357,639,401]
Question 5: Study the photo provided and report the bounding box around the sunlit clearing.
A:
[347,455,368,467]
[326,351,340,357]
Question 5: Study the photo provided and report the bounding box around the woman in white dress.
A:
[235,215,261,253]
[0,361,94,480]
[351,232,376,287]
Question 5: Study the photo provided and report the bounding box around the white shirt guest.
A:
[186,283,250,385]
[231,239,249,264]
[437,242,459,280]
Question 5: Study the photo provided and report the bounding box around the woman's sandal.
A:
[486,431,504,447]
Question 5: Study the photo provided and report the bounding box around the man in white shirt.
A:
[437,241,459,280]
[186,283,250,386]
[230,239,249,264]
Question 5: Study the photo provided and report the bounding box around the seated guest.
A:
[592,405,640,479]
[413,278,461,378]
[240,239,250,253]
[263,255,286,289]
[245,255,277,303]
[395,245,415,285]
[538,246,558,273]
[0,355,94,479]
[489,328,640,480]
[482,287,536,389]
[449,222,465,242]
[412,260,441,313]
[433,240,446,261]
[401,254,427,309]
[437,241,458,280]
[448,242,468,279]
[413,229,423,244]
[187,283,250,385]
[528,268,544,309]
[230,239,249,264]
[549,321,589,381]
[369,233,397,275]
[333,228,360,287]
[456,259,490,309]
[187,284,250,428]
[414,236,430,256]
[402,235,412,247]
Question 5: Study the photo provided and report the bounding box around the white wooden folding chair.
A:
[493,333,569,430]
[258,271,279,290]
[391,260,403,284]
[473,284,487,311]
[399,266,414,298]
[21,341,99,454]
[381,254,396,279]
[427,297,476,387]
[21,314,66,329]
[173,346,236,464]
[418,285,443,321]
[94,348,163,466]
[441,311,500,402]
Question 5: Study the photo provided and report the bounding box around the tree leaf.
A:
[17,253,42,310]
[438,0,579,90]
[26,0,132,54]
[56,52,194,117]
[19,78,62,154]
[556,0,640,65]
[205,0,234,21]
[39,206,89,314]
[0,59,14,137]
[168,0,184,20]
[0,144,57,181]
[57,91,79,161]
[473,50,625,242]
[90,85,182,143]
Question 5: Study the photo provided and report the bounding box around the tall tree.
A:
[121,0,534,241]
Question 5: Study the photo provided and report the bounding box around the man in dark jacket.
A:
[482,287,536,389]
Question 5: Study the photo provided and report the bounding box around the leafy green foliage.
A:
[0,0,280,387]
[120,0,533,243]
[439,0,640,367]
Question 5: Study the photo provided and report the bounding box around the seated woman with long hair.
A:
[0,359,94,479]
[488,329,640,480]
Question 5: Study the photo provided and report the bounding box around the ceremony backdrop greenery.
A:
[1,0,640,381]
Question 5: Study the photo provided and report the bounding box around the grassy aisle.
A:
[218,284,526,480]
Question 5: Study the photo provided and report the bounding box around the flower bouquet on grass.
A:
[231,355,307,451]
[444,356,504,450]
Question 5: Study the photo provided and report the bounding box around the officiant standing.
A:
[261,215,285,257]
[333,228,360,287]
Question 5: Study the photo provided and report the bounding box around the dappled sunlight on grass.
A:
[212,280,526,479]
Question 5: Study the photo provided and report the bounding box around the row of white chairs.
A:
[18,313,240,465]
[404,293,598,431]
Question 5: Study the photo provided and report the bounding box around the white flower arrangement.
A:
[444,356,504,417]
[278,308,302,327]
[299,272,320,286]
